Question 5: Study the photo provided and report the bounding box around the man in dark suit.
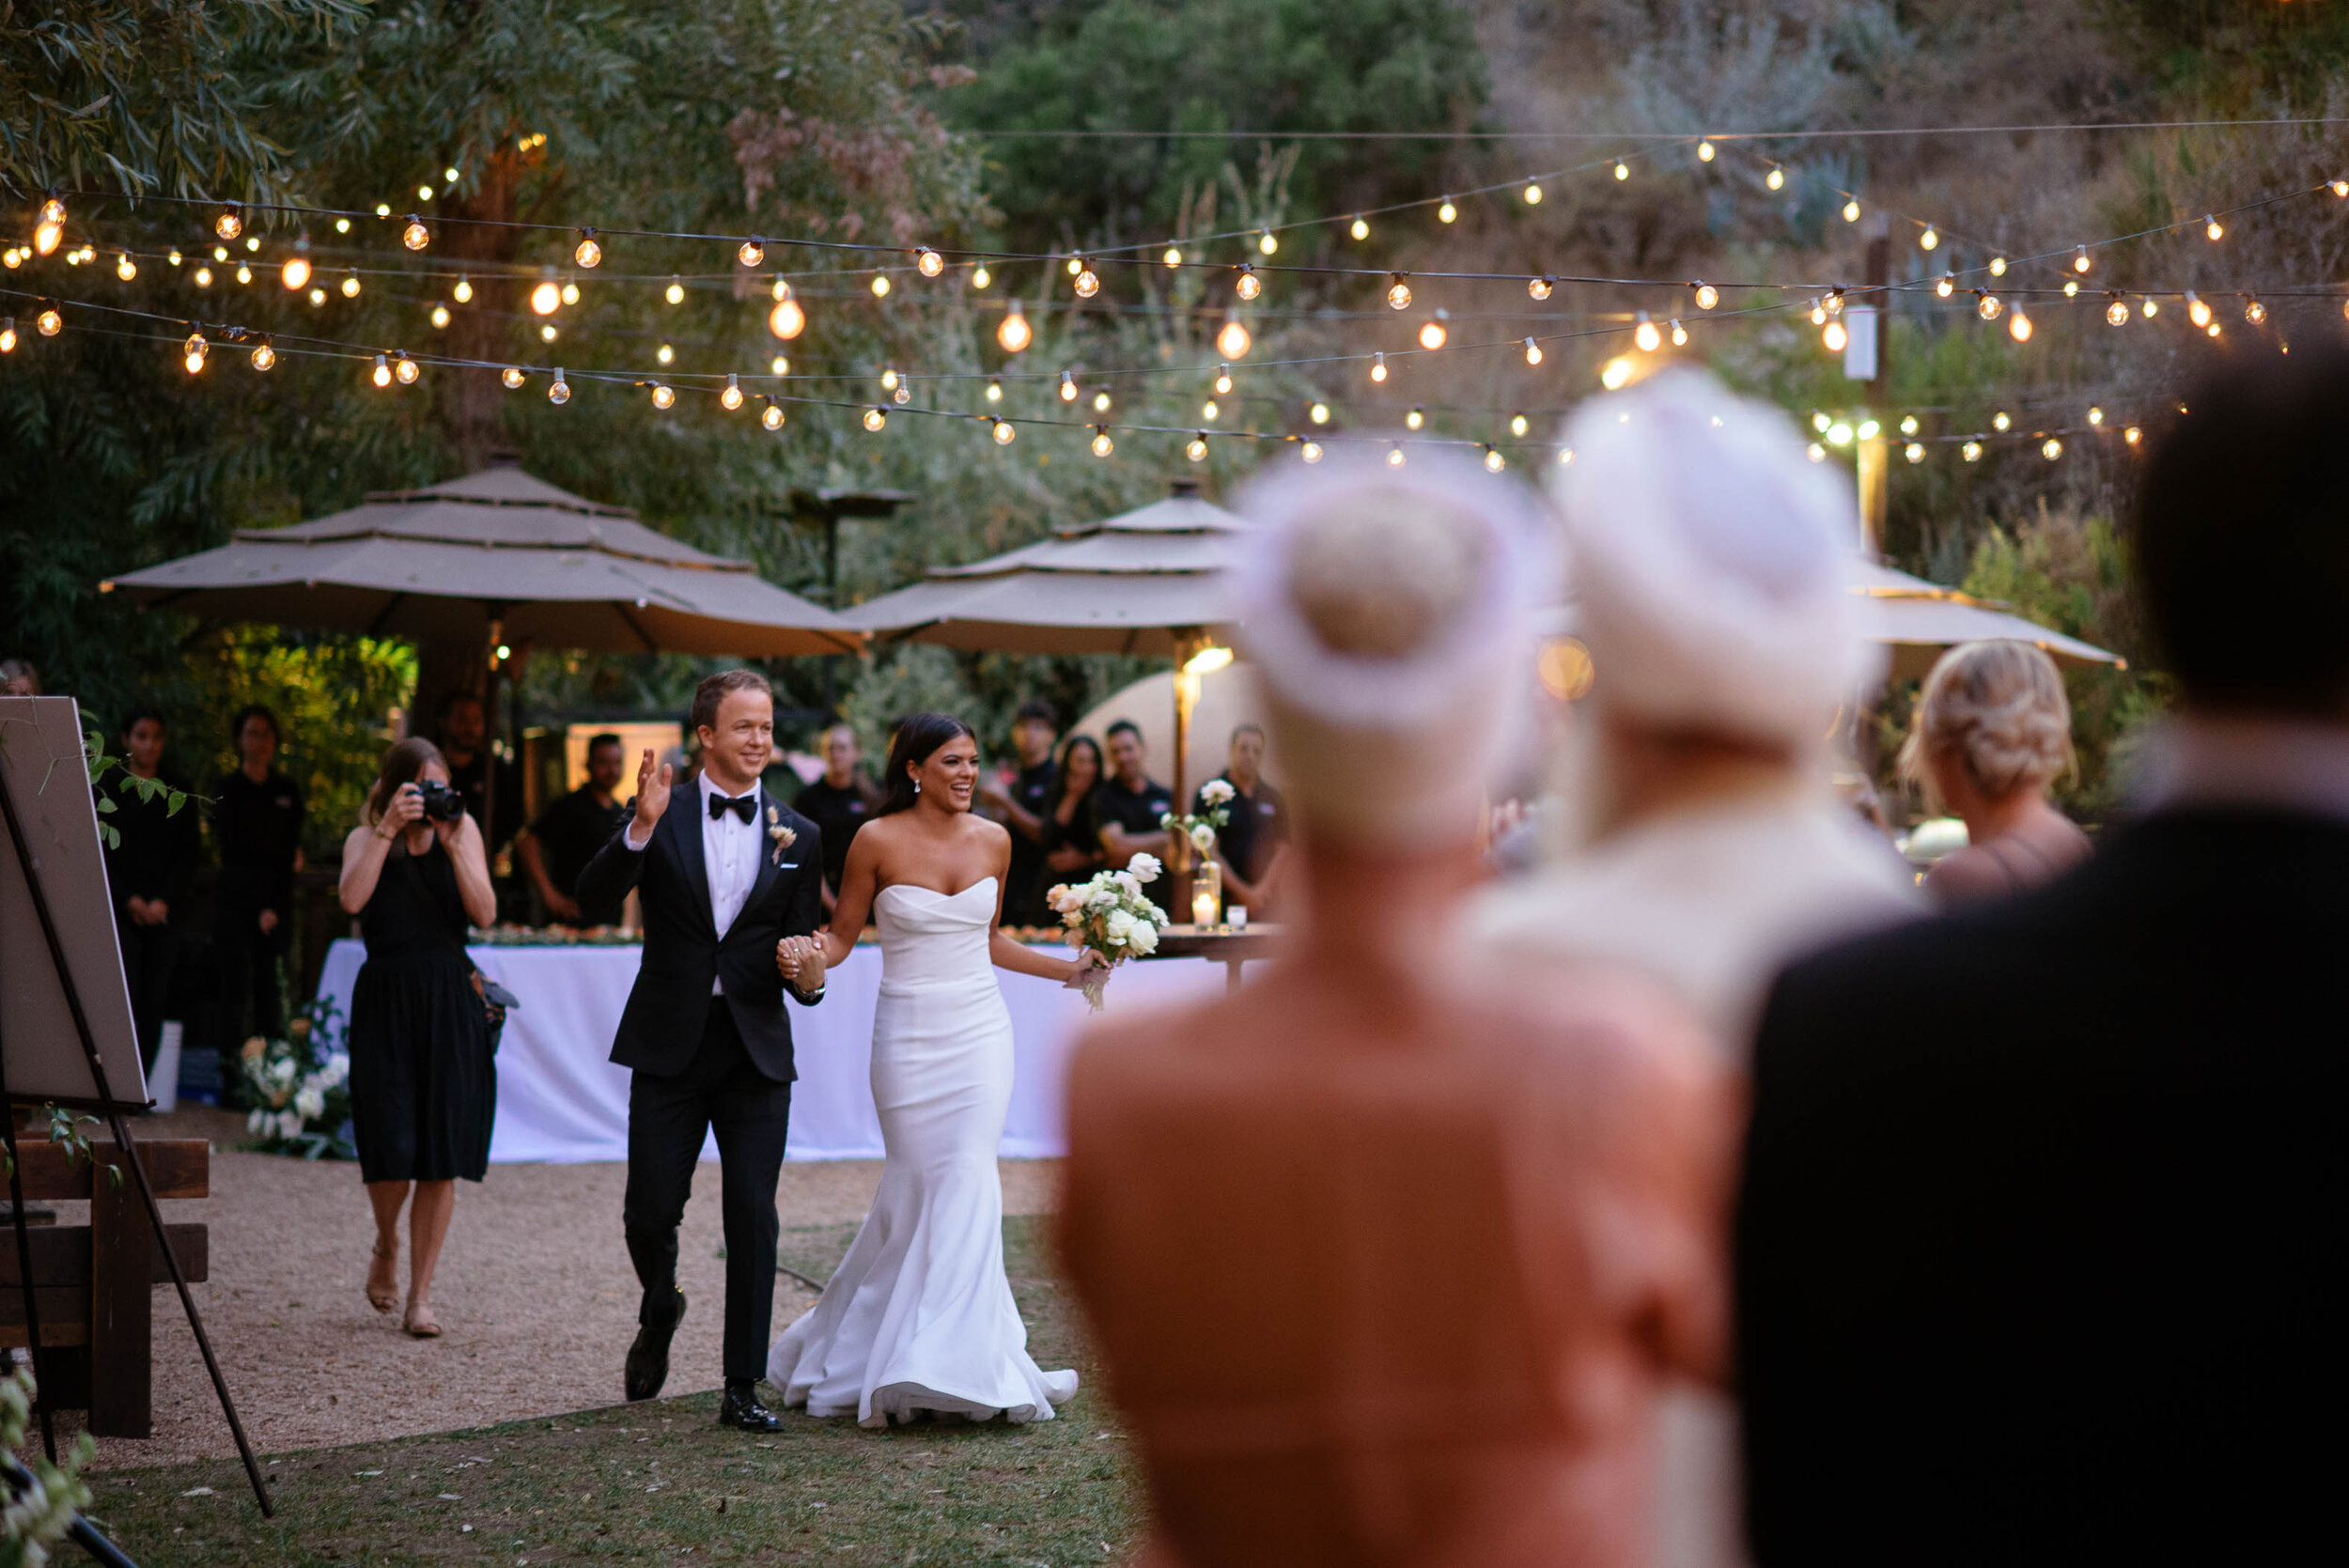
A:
[1735,348,2349,1563]
[578,669,827,1432]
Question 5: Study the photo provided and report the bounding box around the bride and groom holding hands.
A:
[576,671,1100,1432]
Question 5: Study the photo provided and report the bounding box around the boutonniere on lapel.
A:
[767,804,797,866]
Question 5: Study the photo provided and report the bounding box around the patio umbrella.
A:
[845,478,1249,817]
[102,460,862,657]
[1532,558,2123,683]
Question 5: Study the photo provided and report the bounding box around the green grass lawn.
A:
[83,1218,1142,1566]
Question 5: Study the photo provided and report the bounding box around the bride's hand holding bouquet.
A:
[1048,852,1172,1011]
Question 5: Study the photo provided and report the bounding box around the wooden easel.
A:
[0,751,272,1518]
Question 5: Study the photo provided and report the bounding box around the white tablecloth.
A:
[314,939,1233,1163]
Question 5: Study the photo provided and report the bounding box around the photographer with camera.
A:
[337,737,498,1339]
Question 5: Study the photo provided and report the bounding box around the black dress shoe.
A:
[717,1380,785,1433]
[624,1289,686,1402]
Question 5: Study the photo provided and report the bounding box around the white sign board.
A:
[1843,305,1880,381]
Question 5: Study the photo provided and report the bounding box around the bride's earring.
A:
[914,778,922,796]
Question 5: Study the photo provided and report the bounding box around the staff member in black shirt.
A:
[212,704,305,1067]
[1202,722,1291,913]
[103,710,200,1073]
[518,732,630,924]
[1096,719,1176,915]
[436,691,523,856]
[979,701,1060,928]
[793,722,880,916]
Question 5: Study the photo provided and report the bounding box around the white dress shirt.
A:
[627,773,764,992]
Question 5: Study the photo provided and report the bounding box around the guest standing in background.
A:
[1898,640,2092,905]
[1039,735,1107,886]
[212,704,305,1075]
[0,659,38,695]
[1465,370,1920,1568]
[103,709,200,1075]
[337,737,498,1340]
[436,691,522,857]
[1095,720,1175,915]
[793,722,880,917]
[1063,445,1734,1568]
[1199,722,1289,914]
[979,700,1060,929]
[518,732,630,924]
[1736,346,2349,1566]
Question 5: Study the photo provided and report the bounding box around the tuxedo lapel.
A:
[666,787,717,941]
[747,784,787,913]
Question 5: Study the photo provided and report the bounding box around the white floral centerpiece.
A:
[239,1004,356,1160]
[1160,776,1235,857]
[1047,852,1173,1011]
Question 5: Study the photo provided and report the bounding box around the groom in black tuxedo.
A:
[577,669,826,1432]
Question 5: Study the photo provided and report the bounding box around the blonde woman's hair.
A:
[1898,640,2076,807]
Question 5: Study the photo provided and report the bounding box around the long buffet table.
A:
[315,937,1245,1163]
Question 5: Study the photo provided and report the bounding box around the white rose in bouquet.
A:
[1103,908,1138,947]
[271,1055,298,1085]
[1126,919,1160,956]
[1128,851,1162,884]
[276,1110,305,1141]
[1200,779,1236,808]
[246,1108,267,1135]
[294,1085,326,1121]
[1190,822,1217,856]
[320,1055,350,1089]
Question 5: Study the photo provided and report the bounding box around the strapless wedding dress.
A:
[767,877,1079,1426]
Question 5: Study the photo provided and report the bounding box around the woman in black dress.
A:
[1038,734,1108,885]
[338,737,497,1338]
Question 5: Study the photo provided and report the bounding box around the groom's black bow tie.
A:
[708,792,757,824]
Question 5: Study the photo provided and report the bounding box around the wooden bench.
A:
[1,1137,209,1438]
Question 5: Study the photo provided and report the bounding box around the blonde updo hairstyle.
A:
[1899,640,2076,809]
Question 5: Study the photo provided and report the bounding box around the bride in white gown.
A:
[770,712,1101,1427]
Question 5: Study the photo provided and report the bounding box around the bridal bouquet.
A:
[1160,777,1234,856]
[1047,852,1172,1011]
[240,1005,356,1160]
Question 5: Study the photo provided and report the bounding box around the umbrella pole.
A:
[1171,629,1206,917]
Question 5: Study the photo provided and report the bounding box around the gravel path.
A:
[67,1107,1063,1469]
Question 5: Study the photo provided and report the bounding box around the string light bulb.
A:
[2204,215,2223,241]
[1671,318,1688,347]
[1370,351,1387,383]
[1524,336,1544,365]
[1213,365,1234,395]
[1060,370,1078,401]
[1,318,17,353]
[1900,414,1920,436]
[1993,411,2013,431]
[183,330,207,374]
[1511,411,1530,437]
[2245,297,2267,325]
[769,280,806,339]
[1698,139,1717,162]
[2042,437,2062,460]
[1204,398,1222,424]
[1811,299,1829,326]
[216,205,243,241]
[2186,291,2211,327]
[1977,291,2001,321]
[34,198,63,256]
[1387,444,1407,468]
[863,407,886,432]
[2088,406,2105,426]
[1417,315,1447,351]
[1310,400,1330,423]
[1989,256,2008,277]
[655,344,676,366]
[282,251,313,290]
[1162,245,1182,269]
[530,277,560,314]
[916,246,944,278]
[1937,272,1956,299]
[1438,197,1457,224]
[1485,446,1506,473]
[1808,442,1828,462]
[1906,442,1925,463]
[1302,441,1323,462]
[1766,165,1785,191]
[739,238,765,267]
[651,383,675,410]
[1094,391,1112,412]
[1823,319,1848,352]
[1188,432,1209,462]
[991,417,1016,445]
[247,336,274,371]
[972,265,991,288]
[998,300,1033,353]
[986,379,1002,403]
[1386,273,1412,310]
[549,369,570,404]
[1614,161,1630,181]
[721,373,744,411]
[2073,246,2092,273]
[2141,296,2158,318]
[1066,256,1082,277]
[1921,226,1939,251]
[1349,215,1369,241]
[869,272,891,298]
[561,279,580,305]
[431,303,451,329]
[1843,198,1861,223]
[371,353,393,388]
[1827,289,1844,318]
[1634,311,1662,352]
[1259,229,1279,255]
[892,382,910,405]
[1092,427,1114,458]
[394,351,419,384]
[1962,440,1983,462]
[1235,262,1260,301]
[1406,407,1425,430]
[2107,295,2130,326]
[2335,179,2349,198]
[574,228,601,268]
[2125,425,2143,444]
[1693,280,1718,310]
[502,366,525,389]
[115,253,136,281]
[2062,279,2079,297]
[402,215,429,251]
[232,262,251,285]
[1523,183,1542,205]
[341,271,362,298]
[768,353,786,374]
[1531,274,1555,301]
[453,275,474,303]
[1217,317,1252,359]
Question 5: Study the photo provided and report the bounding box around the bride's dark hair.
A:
[879,712,975,815]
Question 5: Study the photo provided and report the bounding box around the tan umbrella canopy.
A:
[842,478,1245,657]
[102,461,862,656]
[1533,558,2123,683]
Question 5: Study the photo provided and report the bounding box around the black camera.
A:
[413,780,467,821]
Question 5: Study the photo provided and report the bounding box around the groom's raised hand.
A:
[631,748,675,836]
